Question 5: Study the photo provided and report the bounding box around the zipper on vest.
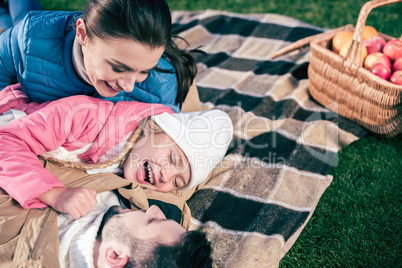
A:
[28,208,52,260]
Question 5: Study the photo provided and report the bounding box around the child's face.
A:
[76,19,164,97]
[123,132,191,192]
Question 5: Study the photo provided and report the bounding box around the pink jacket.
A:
[0,84,173,209]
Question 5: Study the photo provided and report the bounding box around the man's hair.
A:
[128,230,213,268]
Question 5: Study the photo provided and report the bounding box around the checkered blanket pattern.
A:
[172,10,367,267]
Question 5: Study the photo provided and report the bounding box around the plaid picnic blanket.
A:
[171,10,367,267]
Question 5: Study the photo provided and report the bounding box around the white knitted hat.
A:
[152,110,233,190]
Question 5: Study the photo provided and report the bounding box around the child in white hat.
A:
[121,110,234,192]
[47,109,233,193]
[0,95,233,219]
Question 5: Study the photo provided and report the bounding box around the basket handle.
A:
[346,0,402,66]
[270,25,354,59]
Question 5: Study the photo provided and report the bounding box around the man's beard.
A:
[96,205,120,240]
[96,205,159,266]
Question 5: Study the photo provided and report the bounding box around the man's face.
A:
[123,132,191,192]
[102,205,186,246]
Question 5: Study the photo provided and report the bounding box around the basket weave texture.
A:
[308,0,402,138]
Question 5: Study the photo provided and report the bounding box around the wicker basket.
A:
[272,0,402,138]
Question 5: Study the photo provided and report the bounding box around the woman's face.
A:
[76,19,165,97]
[123,132,191,192]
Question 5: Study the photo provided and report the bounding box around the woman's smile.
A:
[104,81,122,95]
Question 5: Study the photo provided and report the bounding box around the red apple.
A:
[389,71,402,85]
[364,52,391,70]
[392,57,402,73]
[363,36,386,54]
[371,63,391,80]
[383,39,402,61]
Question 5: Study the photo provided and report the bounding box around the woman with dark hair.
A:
[0,0,200,112]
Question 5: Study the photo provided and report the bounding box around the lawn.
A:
[40,0,402,267]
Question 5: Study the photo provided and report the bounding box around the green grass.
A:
[39,0,402,266]
[281,134,402,267]
[40,0,402,37]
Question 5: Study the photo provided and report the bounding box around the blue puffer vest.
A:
[0,10,179,111]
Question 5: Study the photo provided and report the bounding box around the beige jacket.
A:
[0,160,197,268]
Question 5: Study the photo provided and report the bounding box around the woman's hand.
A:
[38,187,97,219]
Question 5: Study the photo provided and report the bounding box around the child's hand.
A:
[38,187,97,219]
